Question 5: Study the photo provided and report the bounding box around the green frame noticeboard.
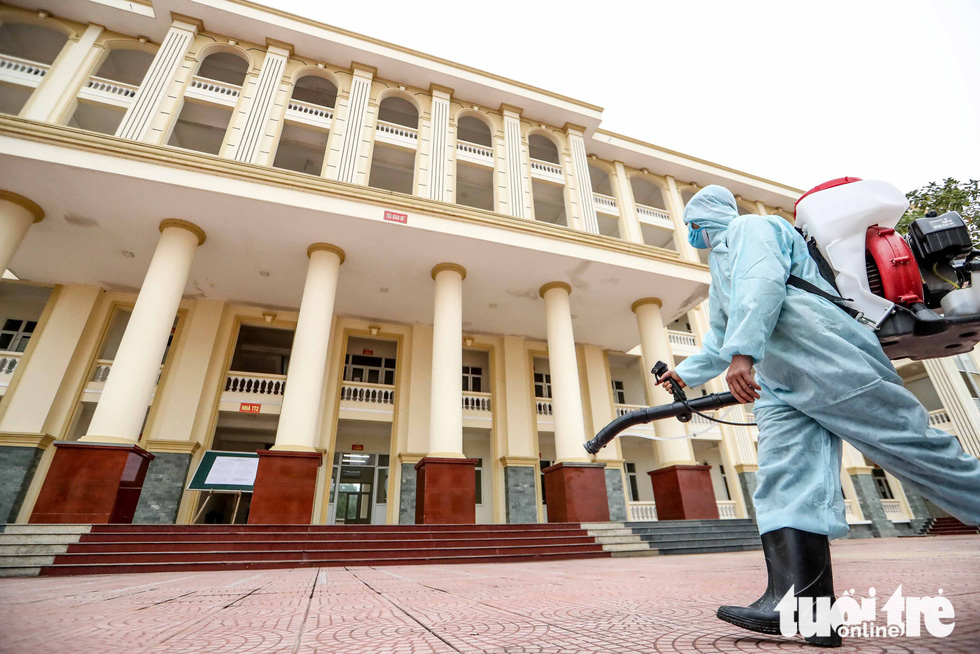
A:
[187,451,259,492]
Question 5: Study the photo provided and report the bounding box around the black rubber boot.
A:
[717,527,842,647]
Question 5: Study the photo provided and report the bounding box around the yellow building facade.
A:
[0,0,976,535]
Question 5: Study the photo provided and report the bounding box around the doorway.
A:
[329,452,389,525]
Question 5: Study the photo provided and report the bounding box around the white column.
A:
[116,19,198,141]
[0,192,44,274]
[273,244,345,452]
[501,104,529,218]
[333,64,374,183]
[540,282,589,462]
[22,23,103,123]
[82,220,205,444]
[565,125,599,235]
[613,162,644,244]
[233,44,290,164]
[665,176,700,262]
[427,85,453,202]
[428,263,466,457]
[923,357,980,457]
[632,298,697,466]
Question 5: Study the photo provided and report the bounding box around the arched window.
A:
[68,47,156,135]
[0,22,70,116]
[168,50,249,155]
[589,163,621,238]
[455,115,494,211]
[273,74,338,175]
[369,95,420,194]
[528,134,566,226]
[631,177,675,250]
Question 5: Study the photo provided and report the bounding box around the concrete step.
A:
[658,543,763,555]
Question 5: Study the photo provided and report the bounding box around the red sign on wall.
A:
[362,349,374,356]
[384,210,408,224]
[351,444,364,451]
[239,403,261,414]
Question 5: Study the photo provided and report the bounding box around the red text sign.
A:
[351,444,364,451]
[239,403,261,414]
[384,210,408,224]
[362,349,374,356]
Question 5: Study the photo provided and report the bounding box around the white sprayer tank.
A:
[795,179,910,327]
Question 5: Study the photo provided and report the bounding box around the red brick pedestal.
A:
[30,441,154,524]
[248,450,321,524]
[415,457,478,524]
[648,464,719,520]
[542,462,609,523]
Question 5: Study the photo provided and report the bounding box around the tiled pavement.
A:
[0,535,977,653]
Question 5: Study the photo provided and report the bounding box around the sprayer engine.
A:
[794,177,980,360]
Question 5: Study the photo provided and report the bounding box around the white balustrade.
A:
[535,398,553,416]
[89,359,163,386]
[615,403,645,417]
[668,330,697,348]
[341,381,395,405]
[880,499,907,521]
[285,99,333,126]
[636,203,672,226]
[0,54,49,87]
[0,351,22,394]
[628,501,658,521]
[529,158,563,180]
[928,409,952,429]
[375,119,418,146]
[462,391,492,412]
[844,499,858,522]
[717,500,737,519]
[224,371,286,397]
[456,140,493,163]
[186,75,241,106]
[593,192,618,214]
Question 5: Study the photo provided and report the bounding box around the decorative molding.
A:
[539,281,572,298]
[307,243,346,264]
[431,262,467,281]
[499,455,538,467]
[397,452,425,465]
[0,190,44,222]
[169,12,205,32]
[0,117,710,272]
[734,463,759,473]
[159,219,207,245]
[631,297,663,312]
[0,432,55,449]
[144,439,201,454]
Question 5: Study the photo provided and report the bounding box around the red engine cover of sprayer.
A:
[865,225,923,306]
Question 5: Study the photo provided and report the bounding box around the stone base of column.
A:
[0,435,53,522]
[849,473,900,538]
[133,452,194,524]
[603,467,628,522]
[542,462,609,523]
[414,457,478,524]
[248,450,321,524]
[736,468,759,522]
[648,465,718,520]
[30,442,154,524]
[503,465,538,524]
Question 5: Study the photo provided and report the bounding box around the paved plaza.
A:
[0,535,977,653]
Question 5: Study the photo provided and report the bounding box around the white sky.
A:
[259,0,979,194]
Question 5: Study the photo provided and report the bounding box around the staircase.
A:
[625,519,762,555]
[0,523,609,577]
[920,517,980,536]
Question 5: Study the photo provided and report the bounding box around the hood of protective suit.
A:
[683,185,740,245]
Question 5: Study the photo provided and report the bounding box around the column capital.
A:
[265,38,294,57]
[631,297,663,313]
[0,191,44,223]
[562,122,587,135]
[499,103,523,117]
[539,281,571,298]
[307,243,346,264]
[159,219,206,245]
[169,12,204,33]
[428,83,454,99]
[350,61,377,78]
[847,465,876,476]
[431,262,466,281]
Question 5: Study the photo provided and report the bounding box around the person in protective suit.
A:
[658,185,980,647]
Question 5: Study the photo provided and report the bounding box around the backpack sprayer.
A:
[585,177,980,454]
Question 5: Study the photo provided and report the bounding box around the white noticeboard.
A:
[204,456,259,487]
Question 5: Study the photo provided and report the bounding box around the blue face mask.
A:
[687,224,710,249]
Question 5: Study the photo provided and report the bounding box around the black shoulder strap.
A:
[786,275,861,319]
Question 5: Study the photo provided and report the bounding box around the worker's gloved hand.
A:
[727,354,761,403]
[657,369,686,392]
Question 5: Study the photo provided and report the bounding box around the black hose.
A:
[584,392,743,454]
